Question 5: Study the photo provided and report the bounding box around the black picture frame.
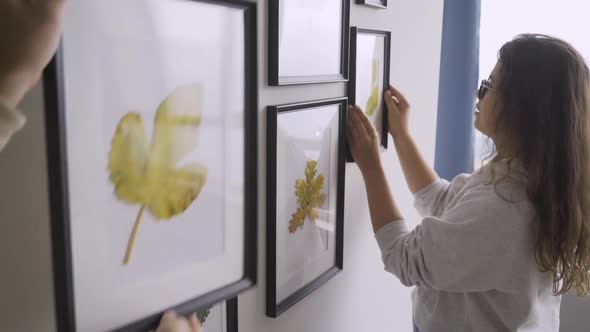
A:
[225,298,239,332]
[268,0,351,86]
[266,98,347,317]
[198,298,239,332]
[42,1,257,331]
[346,27,391,162]
[356,0,388,9]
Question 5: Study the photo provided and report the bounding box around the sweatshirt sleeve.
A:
[375,185,530,293]
[413,174,471,217]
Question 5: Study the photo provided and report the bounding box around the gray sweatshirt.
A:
[375,161,561,331]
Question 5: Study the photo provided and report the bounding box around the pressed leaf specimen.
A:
[288,160,327,233]
[108,84,208,265]
[365,58,380,117]
[196,306,212,325]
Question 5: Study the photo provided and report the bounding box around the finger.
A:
[351,106,368,134]
[161,311,177,322]
[388,84,409,109]
[347,106,361,137]
[347,133,357,154]
[354,106,377,139]
[384,90,400,114]
[156,311,178,332]
[189,315,202,332]
[347,118,360,149]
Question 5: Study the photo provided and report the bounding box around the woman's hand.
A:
[347,105,381,174]
[0,0,67,109]
[384,85,410,139]
[156,311,202,332]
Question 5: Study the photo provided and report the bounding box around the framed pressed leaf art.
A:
[266,98,346,317]
[43,0,257,331]
[347,27,391,162]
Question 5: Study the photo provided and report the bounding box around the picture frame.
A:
[43,0,257,331]
[356,0,388,9]
[268,0,351,85]
[266,98,347,317]
[347,27,391,162]
[194,298,239,332]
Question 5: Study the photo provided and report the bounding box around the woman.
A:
[348,34,590,331]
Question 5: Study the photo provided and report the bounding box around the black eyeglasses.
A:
[478,78,495,99]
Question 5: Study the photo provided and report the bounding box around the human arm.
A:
[347,105,403,232]
[385,85,471,216]
[375,187,530,292]
[384,85,438,193]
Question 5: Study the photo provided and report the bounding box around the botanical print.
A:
[365,58,380,116]
[355,32,386,141]
[108,84,208,265]
[274,105,339,305]
[288,160,327,233]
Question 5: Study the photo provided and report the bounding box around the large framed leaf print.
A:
[42,0,257,331]
[266,98,346,317]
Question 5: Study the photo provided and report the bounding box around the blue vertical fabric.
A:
[434,0,481,179]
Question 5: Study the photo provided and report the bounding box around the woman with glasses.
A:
[348,34,590,332]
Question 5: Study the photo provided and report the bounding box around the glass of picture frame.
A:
[347,27,391,162]
[43,0,257,331]
[268,0,350,85]
[266,98,347,317]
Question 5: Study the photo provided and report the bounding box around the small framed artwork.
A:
[266,98,347,317]
[268,0,350,85]
[356,0,388,9]
[43,0,257,331]
[347,27,391,162]
[193,298,239,332]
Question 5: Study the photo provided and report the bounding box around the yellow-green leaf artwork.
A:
[108,84,208,265]
[365,58,380,117]
[288,160,328,233]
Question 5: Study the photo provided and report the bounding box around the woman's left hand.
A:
[347,105,381,174]
[155,311,202,332]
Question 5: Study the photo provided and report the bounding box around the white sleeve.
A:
[412,174,471,217]
[375,186,531,293]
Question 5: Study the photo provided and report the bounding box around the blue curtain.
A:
[434,0,481,179]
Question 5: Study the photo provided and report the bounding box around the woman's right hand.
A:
[384,85,410,139]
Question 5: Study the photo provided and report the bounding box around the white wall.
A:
[0,0,444,331]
